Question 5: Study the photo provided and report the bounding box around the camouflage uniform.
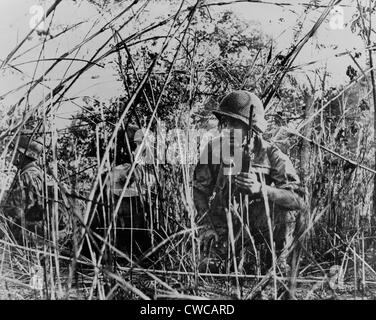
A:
[193,91,306,271]
[2,132,71,248]
[3,161,45,245]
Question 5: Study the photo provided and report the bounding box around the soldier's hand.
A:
[235,171,261,195]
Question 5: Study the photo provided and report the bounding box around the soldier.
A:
[193,90,306,274]
[118,127,156,257]
[89,126,156,261]
[1,130,45,246]
[2,130,70,249]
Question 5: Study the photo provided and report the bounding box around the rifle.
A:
[244,104,254,173]
[199,102,256,248]
[207,102,255,210]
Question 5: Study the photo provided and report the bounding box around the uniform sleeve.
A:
[2,169,44,222]
[2,176,24,219]
[19,169,44,222]
[265,146,306,211]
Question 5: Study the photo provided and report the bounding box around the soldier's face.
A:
[12,150,32,168]
[12,151,21,167]
[219,117,248,136]
[219,116,254,150]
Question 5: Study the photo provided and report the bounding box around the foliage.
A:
[1,0,376,300]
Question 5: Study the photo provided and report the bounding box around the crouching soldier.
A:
[113,127,156,259]
[1,130,71,249]
[88,126,156,263]
[193,90,306,275]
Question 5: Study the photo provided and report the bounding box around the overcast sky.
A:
[0,0,368,129]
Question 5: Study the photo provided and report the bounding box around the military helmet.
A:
[213,90,267,133]
[134,127,154,144]
[16,131,43,160]
[125,124,140,143]
[133,128,144,143]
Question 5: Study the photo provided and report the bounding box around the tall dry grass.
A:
[0,0,375,300]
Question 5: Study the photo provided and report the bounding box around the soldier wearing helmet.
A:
[193,90,306,274]
[2,130,45,246]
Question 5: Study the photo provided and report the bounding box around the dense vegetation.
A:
[0,0,376,300]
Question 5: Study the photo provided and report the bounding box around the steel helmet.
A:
[109,164,140,197]
[134,127,155,144]
[212,90,267,133]
[133,128,144,144]
[124,124,140,143]
[16,131,43,160]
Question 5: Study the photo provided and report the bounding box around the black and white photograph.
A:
[0,0,375,304]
